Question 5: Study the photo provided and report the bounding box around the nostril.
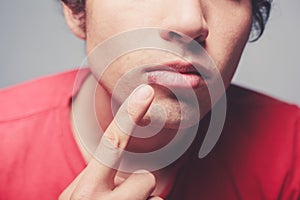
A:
[160,29,184,42]
[168,31,182,40]
[160,29,201,45]
[195,35,207,45]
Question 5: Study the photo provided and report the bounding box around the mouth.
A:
[145,60,212,89]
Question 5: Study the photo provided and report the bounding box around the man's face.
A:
[84,0,252,129]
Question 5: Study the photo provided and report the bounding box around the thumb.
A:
[147,197,164,200]
[113,170,157,199]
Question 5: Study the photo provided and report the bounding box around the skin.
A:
[85,0,252,129]
[61,0,253,199]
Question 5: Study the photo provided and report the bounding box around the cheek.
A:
[85,1,123,53]
[97,51,150,95]
[206,9,252,85]
[85,1,160,54]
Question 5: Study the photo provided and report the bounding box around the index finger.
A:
[75,84,154,193]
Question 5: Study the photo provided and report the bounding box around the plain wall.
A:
[1,0,299,105]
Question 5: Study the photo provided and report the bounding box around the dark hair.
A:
[251,0,272,41]
[61,0,272,41]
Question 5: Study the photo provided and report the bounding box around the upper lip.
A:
[145,60,213,79]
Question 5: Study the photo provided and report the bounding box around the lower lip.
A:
[147,70,205,89]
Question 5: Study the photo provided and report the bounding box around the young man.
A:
[1,0,299,199]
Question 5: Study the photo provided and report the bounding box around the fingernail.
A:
[133,84,153,101]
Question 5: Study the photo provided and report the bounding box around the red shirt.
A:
[0,69,299,199]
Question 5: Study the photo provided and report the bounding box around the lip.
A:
[145,60,212,89]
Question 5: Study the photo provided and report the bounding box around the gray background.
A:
[1,0,299,105]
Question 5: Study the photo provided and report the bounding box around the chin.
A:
[142,98,202,130]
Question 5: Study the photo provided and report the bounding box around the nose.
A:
[159,0,209,44]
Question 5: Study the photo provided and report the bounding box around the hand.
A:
[59,85,164,200]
